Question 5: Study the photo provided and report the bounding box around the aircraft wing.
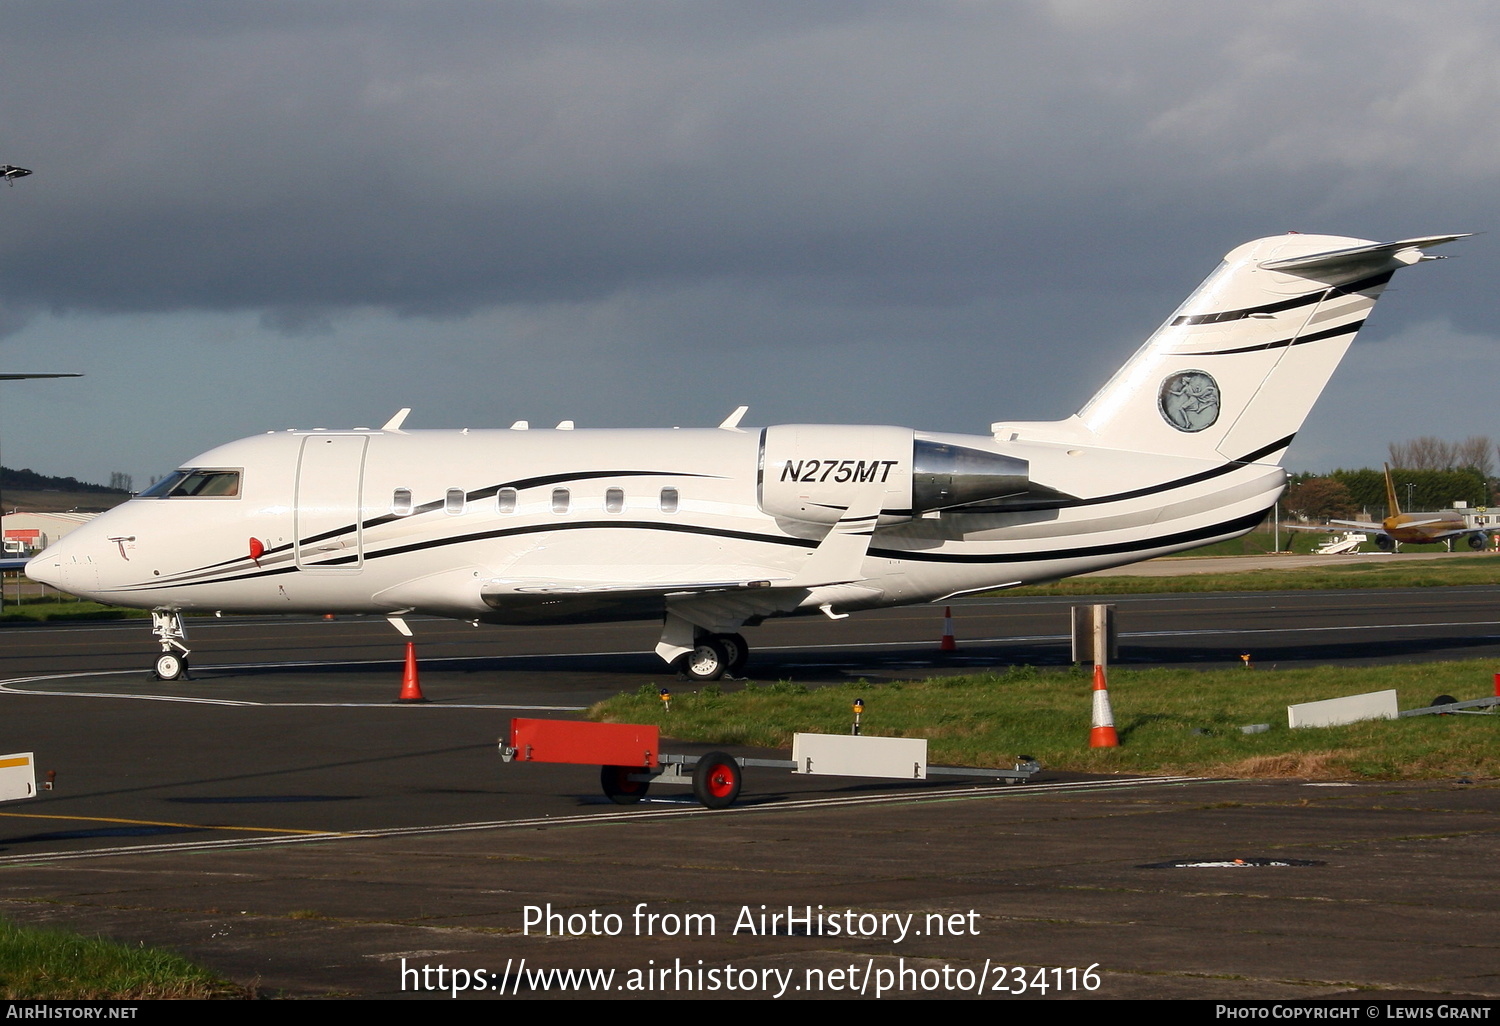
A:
[1324,520,1389,532]
[485,573,792,596]
[483,481,890,608]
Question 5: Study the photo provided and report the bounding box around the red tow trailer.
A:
[499,717,1040,810]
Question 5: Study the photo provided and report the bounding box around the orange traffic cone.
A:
[396,641,429,703]
[940,606,957,652]
[1088,663,1119,748]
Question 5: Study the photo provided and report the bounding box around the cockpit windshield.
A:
[137,468,242,498]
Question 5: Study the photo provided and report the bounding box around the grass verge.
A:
[1007,556,1500,595]
[589,662,1499,780]
[0,600,145,623]
[0,917,248,999]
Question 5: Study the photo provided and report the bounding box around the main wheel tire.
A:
[154,652,186,681]
[681,637,729,681]
[720,633,750,675]
[601,765,651,804]
[692,751,742,809]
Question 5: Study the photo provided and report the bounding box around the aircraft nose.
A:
[25,543,96,596]
[25,550,67,589]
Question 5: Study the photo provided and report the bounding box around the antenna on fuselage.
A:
[381,408,411,432]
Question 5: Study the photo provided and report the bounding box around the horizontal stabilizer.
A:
[1260,234,1471,274]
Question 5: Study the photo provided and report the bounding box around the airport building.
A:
[2,511,97,558]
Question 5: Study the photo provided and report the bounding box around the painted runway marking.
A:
[0,775,1216,865]
[0,811,335,836]
[0,672,585,708]
[5,614,1500,705]
[8,618,1500,696]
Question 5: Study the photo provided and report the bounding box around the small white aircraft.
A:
[27,232,1467,681]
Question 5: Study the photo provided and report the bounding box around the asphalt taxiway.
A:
[0,588,1496,998]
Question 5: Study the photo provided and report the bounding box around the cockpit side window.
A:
[137,468,242,498]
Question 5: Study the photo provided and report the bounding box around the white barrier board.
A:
[1288,690,1398,729]
[791,733,927,779]
[0,753,36,802]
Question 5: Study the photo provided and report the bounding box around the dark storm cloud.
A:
[0,1,1496,338]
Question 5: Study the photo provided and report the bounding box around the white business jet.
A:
[28,232,1467,681]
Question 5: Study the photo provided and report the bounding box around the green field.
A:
[0,917,245,999]
[1007,556,1500,595]
[590,662,1499,780]
[0,598,145,623]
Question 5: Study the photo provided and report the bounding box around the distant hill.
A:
[2,466,129,512]
[1,466,123,494]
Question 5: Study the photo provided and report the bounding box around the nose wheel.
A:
[154,652,189,681]
[150,610,192,680]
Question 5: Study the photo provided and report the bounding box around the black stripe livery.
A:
[1177,319,1364,358]
[1168,270,1393,327]
[115,439,1289,594]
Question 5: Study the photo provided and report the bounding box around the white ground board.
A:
[1287,690,1398,729]
[0,753,36,802]
[791,733,927,779]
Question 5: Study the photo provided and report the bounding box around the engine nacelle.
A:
[758,425,1032,525]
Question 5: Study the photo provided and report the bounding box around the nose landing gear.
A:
[150,610,191,680]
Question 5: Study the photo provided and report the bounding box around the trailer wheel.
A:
[601,765,651,804]
[1430,694,1458,711]
[692,751,742,809]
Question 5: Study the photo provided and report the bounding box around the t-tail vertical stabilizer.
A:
[998,233,1469,468]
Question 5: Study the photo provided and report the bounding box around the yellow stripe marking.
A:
[0,812,339,836]
[0,758,31,769]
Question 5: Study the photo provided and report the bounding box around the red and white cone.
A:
[1089,663,1119,748]
[940,606,957,652]
[396,641,429,703]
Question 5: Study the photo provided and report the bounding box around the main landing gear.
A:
[150,610,191,680]
[678,632,750,682]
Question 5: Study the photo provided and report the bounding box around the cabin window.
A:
[137,468,242,498]
[659,487,679,513]
[552,488,570,513]
[391,488,413,516]
[497,487,518,514]
[445,488,465,514]
[605,487,624,514]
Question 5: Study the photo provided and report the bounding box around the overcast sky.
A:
[2,1,1497,488]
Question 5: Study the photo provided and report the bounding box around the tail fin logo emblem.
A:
[1158,370,1220,432]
